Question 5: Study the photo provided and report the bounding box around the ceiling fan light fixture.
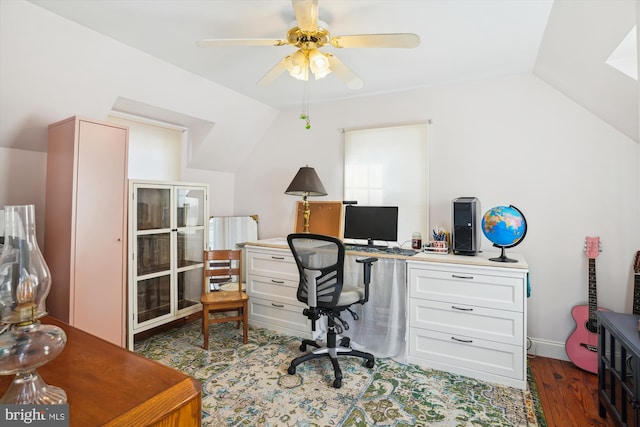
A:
[286,50,309,80]
[308,49,331,80]
[198,0,421,89]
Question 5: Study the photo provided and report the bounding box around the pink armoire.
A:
[44,116,128,347]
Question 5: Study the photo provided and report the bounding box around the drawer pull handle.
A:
[271,256,285,260]
[451,336,473,343]
[451,305,473,311]
[271,303,284,308]
[271,279,284,284]
[452,274,474,280]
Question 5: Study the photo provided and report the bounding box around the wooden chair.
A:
[201,249,248,349]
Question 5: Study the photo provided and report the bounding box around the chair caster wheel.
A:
[299,344,306,351]
[333,378,342,388]
[366,359,375,369]
[288,366,296,375]
[339,337,350,347]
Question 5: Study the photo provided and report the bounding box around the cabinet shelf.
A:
[138,305,171,323]
[178,259,202,269]
[138,264,171,277]
[178,299,200,311]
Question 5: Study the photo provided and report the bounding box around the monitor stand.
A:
[344,239,386,250]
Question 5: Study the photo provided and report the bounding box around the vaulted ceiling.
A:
[24,0,640,142]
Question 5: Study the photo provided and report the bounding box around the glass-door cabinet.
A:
[127,180,208,349]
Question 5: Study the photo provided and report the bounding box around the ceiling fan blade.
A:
[256,58,290,87]
[326,54,363,90]
[196,38,288,47]
[292,0,319,32]
[330,33,420,49]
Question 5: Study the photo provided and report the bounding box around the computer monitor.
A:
[343,205,399,247]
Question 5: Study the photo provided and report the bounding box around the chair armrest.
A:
[356,257,378,303]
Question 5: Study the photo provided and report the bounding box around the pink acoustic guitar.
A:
[566,237,609,374]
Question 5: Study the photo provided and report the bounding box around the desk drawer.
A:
[409,299,523,345]
[248,275,302,307]
[409,266,523,312]
[247,248,299,281]
[249,296,310,336]
[408,327,524,381]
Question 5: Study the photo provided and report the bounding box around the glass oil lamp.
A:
[0,204,67,404]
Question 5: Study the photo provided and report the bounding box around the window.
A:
[344,123,428,245]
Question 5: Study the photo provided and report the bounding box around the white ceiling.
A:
[21,0,639,142]
[27,0,555,109]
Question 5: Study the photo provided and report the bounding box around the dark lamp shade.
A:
[285,166,327,196]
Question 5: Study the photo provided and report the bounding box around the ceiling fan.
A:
[196,0,420,89]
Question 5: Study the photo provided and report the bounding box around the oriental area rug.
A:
[135,321,546,427]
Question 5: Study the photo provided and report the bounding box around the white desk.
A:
[245,238,529,389]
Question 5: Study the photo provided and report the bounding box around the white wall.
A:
[0,0,264,219]
[235,73,640,360]
[0,0,279,171]
[0,147,48,246]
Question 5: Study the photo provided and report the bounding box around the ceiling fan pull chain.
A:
[300,79,311,129]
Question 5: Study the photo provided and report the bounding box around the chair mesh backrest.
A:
[287,233,345,308]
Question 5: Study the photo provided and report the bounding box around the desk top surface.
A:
[246,238,528,270]
[0,317,201,426]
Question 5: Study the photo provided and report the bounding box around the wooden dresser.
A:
[0,317,201,426]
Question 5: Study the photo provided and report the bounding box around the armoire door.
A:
[72,120,128,346]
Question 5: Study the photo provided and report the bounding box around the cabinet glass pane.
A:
[176,188,205,227]
[137,233,171,275]
[137,275,171,323]
[137,187,171,230]
[177,229,204,269]
[177,268,202,311]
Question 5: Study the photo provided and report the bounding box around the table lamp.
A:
[285,166,327,233]
[0,205,67,404]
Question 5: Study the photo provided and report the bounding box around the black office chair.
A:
[286,233,378,388]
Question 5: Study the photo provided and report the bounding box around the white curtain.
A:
[342,255,406,359]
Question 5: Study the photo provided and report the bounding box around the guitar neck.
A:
[588,258,598,320]
[632,251,640,315]
[634,273,640,315]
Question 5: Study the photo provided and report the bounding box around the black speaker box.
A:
[452,197,480,255]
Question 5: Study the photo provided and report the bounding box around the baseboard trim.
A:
[527,337,570,361]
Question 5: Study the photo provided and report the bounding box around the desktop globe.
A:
[481,205,527,262]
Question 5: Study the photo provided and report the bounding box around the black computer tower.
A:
[452,197,480,255]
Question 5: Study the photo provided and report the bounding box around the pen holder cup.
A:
[425,240,449,254]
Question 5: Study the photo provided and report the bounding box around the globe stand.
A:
[489,245,518,263]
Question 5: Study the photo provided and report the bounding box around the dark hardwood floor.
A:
[529,355,616,427]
